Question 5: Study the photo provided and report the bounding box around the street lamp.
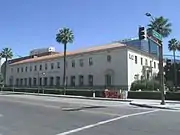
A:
[145,12,165,105]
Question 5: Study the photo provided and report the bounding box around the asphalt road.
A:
[0,95,180,135]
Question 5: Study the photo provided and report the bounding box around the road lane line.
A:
[56,109,159,135]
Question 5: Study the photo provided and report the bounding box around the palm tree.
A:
[147,16,172,38]
[168,39,180,90]
[1,48,13,85]
[56,27,74,94]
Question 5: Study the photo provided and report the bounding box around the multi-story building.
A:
[4,42,160,90]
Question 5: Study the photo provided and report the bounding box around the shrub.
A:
[130,79,160,91]
[128,91,161,99]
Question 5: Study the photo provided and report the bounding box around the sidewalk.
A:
[130,99,180,110]
[0,91,131,102]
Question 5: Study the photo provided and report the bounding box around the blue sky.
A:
[0,0,179,58]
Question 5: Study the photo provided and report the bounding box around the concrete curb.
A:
[129,102,179,110]
[0,91,132,102]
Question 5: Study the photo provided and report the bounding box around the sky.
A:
[0,0,180,61]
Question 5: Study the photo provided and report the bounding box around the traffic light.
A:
[138,26,146,40]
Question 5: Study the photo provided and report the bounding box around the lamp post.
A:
[145,12,165,105]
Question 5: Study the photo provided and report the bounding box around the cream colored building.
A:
[5,42,160,90]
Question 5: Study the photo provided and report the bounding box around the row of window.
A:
[14,55,112,73]
[11,75,94,86]
[134,56,158,68]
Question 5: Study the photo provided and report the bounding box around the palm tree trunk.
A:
[173,50,177,91]
[63,43,67,95]
[4,57,7,86]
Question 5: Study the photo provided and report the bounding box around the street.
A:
[0,95,180,135]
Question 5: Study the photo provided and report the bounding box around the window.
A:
[50,77,54,86]
[34,65,37,71]
[21,67,23,72]
[17,68,19,73]
[44,77,48,86]
[33,78,37,86]
[145,59,148,65]
[45,63,48,70]
[89,57,93,66]
[30,66,32,72]
[141,58,143,65]
[154,62,156,68]
[70,76,76,86]
[25,66,28,72]
[56,76,60,86]
[135,56,137,64]
[16,78,19,86]
[79,75,84,86]
[79,59,84,67]
[107,55,111,62]
[11,68,13,73]
[105,74,112,86]
[51,63,54,69]
[20,78,23,86]
[150,61,152,67]
[57,62,60,69]
[72,60,75,68]
[28,78,32,86]
[88,75,93,86]
[39,65,42,71]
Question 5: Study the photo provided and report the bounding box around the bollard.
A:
[93,91,95,98]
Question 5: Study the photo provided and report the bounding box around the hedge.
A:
[128,91,180,100]
[128,91,161,99]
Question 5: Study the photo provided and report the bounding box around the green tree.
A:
[56,28,74,94]
[147,16,172,38]
[1,48,13,85]
[168,38,180,90]
[0,73,4,87]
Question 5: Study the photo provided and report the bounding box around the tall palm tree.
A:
[147,16,172,38]
[1,48,13,85]
[56,27,74,94]
[168,39,180,90]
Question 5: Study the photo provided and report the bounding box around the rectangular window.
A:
[20,78,23,86]
[51,63,54,69]
[70,76,76,86]
[16,78,19,86]
[33,78,37,86]
[56,76,60,86]
[28,78,32,86]
[50,77,54,86]
[45,63,48,70]
[145,59,148,66]
[39,65,42,71]
[89,57,93,66]
[17,68,19,73]
[25,66,28,72]
[57,62,60,69]
[44,77,48,86]
[72,60,75,68]
[39,77,42,86]
[154,62,156,68]
[21,67,23,72]
[11,68,13,73]
[88,75,93,86]
[135,56,137,64]
[79,59,84,67]
[150,61,152,67]
[141,58,143,65]
[107,55,111,62]
[34,65,37,71]
[79,75,84,86]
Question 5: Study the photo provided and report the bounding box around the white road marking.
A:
[56,109,159,135]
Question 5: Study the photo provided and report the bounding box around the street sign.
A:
[152,30,162,41]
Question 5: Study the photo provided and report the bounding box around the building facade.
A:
[5,42,160,90]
